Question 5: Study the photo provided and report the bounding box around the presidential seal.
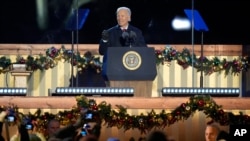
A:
[122,51,142,70]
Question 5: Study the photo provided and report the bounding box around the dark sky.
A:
[0,0,249,45]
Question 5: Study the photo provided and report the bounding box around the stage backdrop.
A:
[0,44,242,97]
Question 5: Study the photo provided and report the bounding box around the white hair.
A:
[116,7,131,16]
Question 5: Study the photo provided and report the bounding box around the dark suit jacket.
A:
[98,24,147,55]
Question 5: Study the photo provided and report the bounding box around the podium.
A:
[10,64,32,88]
[102,47,157,97]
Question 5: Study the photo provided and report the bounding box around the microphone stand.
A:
[75,7,79,87]
[184,9,208,88]
[129,39,132,48]
[70,0,79,87]
[129,31,136,48]
[67,1,89,87]
[129,37,134,48]
[200,31,204,88]
[70,23,75,87]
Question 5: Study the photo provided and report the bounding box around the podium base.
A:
[110,81,152,97]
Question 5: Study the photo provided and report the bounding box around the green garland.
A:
[0,45,249,75]
[155,46,249,76]
[1,95,250,135]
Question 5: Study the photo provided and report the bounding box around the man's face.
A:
[205,126,218,141]
[47,120,60,137]
[116,9,130,28]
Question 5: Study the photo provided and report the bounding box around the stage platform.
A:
[0,96,249,110]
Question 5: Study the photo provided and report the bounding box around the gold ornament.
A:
[157,118,164,124]
[185,106,191,111]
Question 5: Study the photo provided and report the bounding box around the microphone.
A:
[122,31,129,39]
[122,31,130,46]
[129,31,137,47]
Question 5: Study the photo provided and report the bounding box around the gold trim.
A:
[122,51,142,70]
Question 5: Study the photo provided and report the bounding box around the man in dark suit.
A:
[98,6,147,55]
[98,6,148,86]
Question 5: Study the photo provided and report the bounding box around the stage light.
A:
[50,87,134,96]
[162,87,240,97]
[0,88,27,96]
[171,16,191,31]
